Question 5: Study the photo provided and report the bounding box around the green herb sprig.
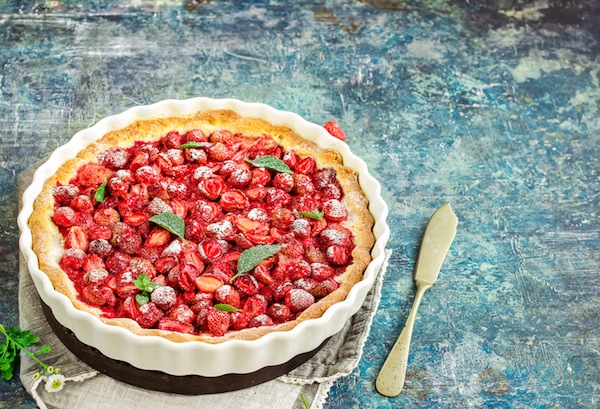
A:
[133,274,162,305]
[149,212,186,240]
[94,178,107,203]
[245,156,292,174]
[229,244,282,283]
[214,303,242,312]
[298,209,324,221]
[180,141,210,149]
[0,324,55,381]
[301,393,310,409]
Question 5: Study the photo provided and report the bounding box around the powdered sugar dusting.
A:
[194,166,213,180]
[247,208,268,222]
[321,227,346,245]
[290,218,310,234]
[85,268,108,283]
[230,168,251,184]
[161,240,183,257]
[324,199,346,218]
[206,220,234,239]
[151,286,176,307]
[116,169,133,180]
[148,198,173,215]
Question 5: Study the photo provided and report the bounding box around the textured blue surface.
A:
[1,1,599,408]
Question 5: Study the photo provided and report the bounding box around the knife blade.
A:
[375,203,458,397]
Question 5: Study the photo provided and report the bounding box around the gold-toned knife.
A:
[376,203,458,397]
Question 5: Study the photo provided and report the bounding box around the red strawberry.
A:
[272,280,293,300]
[167,304,195,325]
[198,177,225,200]
[282,150,299,169]
[270,208,294,230]
[186,129,208,143]
[228,168,252,188]
[136,302,163,328]
[88,239,112,258]
[310,263,335,281]
[242,295,268,318]
[198,239,226,261]
[53,207,77,228]
[252,264,273,286]
[105,251,132,275]
[248,314,274,328]
[65,226,89,251]
[230,311,250,330]
[267,303,291,322]
[245,186,266,201]
[326,245,350,266]
[206,307,231,336]
[178,263,200,292]
[288,260,311,281]
[121,295,137,319]
[83,254,105,272]
[208,142,232,161]
[93,208,120,227]
[51,184,80,205]
[232,274,259,297]
[99,147,131,170]
[59,248,86,270]
[146,228,171,247]
[110,222,142,254]
[150,285,177,311]
[162,131,184,149]
[323,199,348,222]
[157,319,194,334]
[295,157,316,175]
[135,165,159,184]
[70,195,94,213]
[272,173,294,192]
[323,121,346,141]
[82,284,116,307]
[123,213,148,226]
[77,163,114,187]
[250,168,271,186]
[180,249,205,274]
[310,278,340,298]
[195,275,224,293]
[185,148,207,164]
[220,190,249,212]
[214,284,241,308]
[107,177,129,198]
[129,151,150,172]
[284,288,315,313]
[292,174,315,195]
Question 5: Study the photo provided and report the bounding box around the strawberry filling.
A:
[52,129,355,336]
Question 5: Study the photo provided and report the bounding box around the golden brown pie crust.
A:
[29,109,375,343]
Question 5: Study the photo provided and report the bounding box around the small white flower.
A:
[44,373,66,393]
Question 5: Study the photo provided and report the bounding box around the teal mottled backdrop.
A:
[1,1,599,408]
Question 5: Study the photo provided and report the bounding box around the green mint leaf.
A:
[180,141,210,149]
[149,212,185,239]
[94,178,107,203]
[135,293,150,305]
[214,303,241,312]
[245,156,292,174]
[133,274,151,292]
[299,209,324,221]
[233,244,282,281]
[1,366,13,381]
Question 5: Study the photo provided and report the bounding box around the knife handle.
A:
[375,282,431,397]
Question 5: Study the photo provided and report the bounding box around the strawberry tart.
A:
[28,108,376,344]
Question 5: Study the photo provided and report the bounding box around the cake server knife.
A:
[376,203,458,397]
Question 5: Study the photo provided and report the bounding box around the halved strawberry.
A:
[220,190,248,212]
[323,121,346,141]
[198,176,225,200]
[195,275,224,293]
[158,319,195,334]
[65,226,89,251]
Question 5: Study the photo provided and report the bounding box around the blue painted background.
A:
[1,1,599,408]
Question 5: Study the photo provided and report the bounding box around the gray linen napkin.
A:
[18,164,390,409]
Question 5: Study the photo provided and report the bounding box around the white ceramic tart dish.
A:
[18,97,390,377]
